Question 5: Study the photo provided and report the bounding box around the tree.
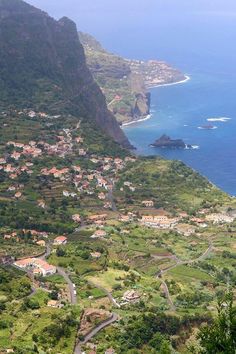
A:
[159,340,172,354]
[198,292,236,353]
[49,290,59,300]
[149,332,166,350]
[56,247,66,257]
[0,301,6,313]
[32,333,38,342]
[22,297,40,310]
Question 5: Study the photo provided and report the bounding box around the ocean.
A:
[123,71,236,195]
[112,12,236,196]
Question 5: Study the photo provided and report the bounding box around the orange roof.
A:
[15,258,32,266]
[54,236,67,242]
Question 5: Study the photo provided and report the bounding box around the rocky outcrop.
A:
[0,0,131,148]
[151,135,191,149]
[133,92,151,118]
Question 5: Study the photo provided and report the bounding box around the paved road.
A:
[37,243,77,305]
[87,281,120,308]
[157,242,213,277]
[157,241,213,311]
[73,282,120,353]
[57,266,77,305]
[74,313,118,354]
[39,243,51,260]
[74,221,87,233]
[159,278,176,311]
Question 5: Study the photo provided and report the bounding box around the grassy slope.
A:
[115,157,230,213]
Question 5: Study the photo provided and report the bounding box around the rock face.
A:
[151,135,187,149]
[79,32,185,125]
[79,31,150,124]
[0,0,131,148]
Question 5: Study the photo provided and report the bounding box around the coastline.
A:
[147,75,190,89]
[122,75,190,127]
[122,114,152,127]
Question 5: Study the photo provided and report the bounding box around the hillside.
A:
[79,31,185,124]
[0,0,131,148]
[0,1,236,354]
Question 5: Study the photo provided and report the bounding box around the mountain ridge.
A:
[0,0,131,148]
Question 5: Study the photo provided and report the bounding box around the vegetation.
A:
[0,2,235,353]
[197,292,236,354]
[115,157,230,213]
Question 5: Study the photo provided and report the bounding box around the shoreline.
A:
[122,114,152,127]
[148,75,190,89]
[122,75,190,127]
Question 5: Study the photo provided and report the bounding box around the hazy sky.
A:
[26,0,236,70]
[26,0,236,31]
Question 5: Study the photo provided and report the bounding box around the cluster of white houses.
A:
[13,236,68,276]
[141,215,178,229]
[141,211,235,231]
[14,258,56,276]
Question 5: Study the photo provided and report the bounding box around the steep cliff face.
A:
[79,32,185,125]
[0,0,131,148]
[79,31,150,124]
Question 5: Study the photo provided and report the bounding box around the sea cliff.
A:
[79,32,186,125]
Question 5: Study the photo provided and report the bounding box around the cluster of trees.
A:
[0,267,31,300]
[196,292,236,353]
[116,312,180,351]
[97,294,235,353]
[198,260,236,286]
[103,309,211,353]
[0,200,74,234]
[176,291,213,308]
[33,312,78,349]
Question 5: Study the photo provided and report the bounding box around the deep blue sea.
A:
[123,69,236,195]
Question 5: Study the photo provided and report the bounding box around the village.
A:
[1,109,236,354]
[0,109,136,209]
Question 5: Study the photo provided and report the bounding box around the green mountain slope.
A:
[0,0,131,148]
[0,2,235,354]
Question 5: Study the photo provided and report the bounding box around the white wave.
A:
[207,117,231,122]
[122,114,152,127]
[198,126,218,130]
[185,145,200,150]
[150,75,190,88]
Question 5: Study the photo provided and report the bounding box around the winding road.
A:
[87,280,121,308]
[57,266,77,305]
[156,240,213,311]
[160,278,176,311]
[74,313,118,354]
[37,242,77,304]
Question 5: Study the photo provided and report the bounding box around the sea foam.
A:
[207,117,231,122]
[198,126,217,130]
